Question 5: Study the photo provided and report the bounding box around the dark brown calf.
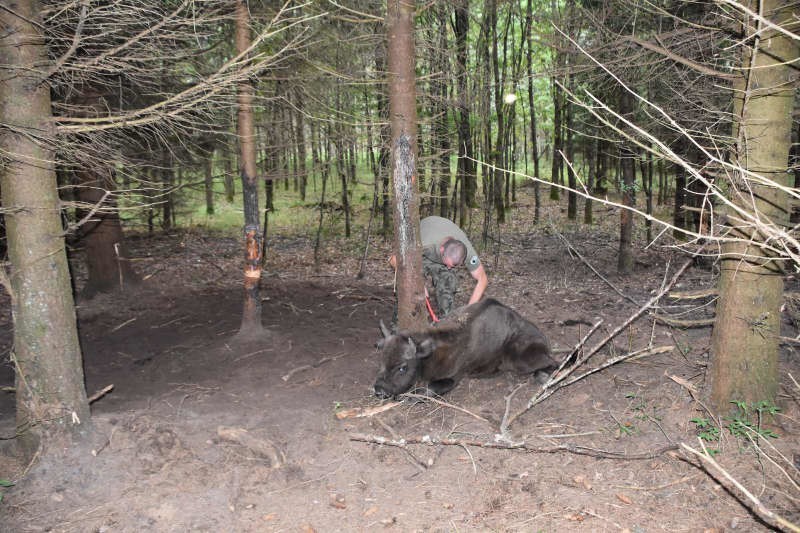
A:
[374,298,556,398]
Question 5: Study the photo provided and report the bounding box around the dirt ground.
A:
[2,187,800,532]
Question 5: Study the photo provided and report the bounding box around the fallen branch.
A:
[504,251,697,431]
[652,315,715,328]
[217,426,284,468]
[681,441,800,533]
[553,227,639,306]
[282,352,346,382]
[88,384,114,404]
[668,288,718,300]
[400,392,491,424]
[506,345,673,430]
[350,432,678,460]
[335,401,401,420]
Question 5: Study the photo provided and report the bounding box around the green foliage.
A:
[726,400,780,440]
[690,417,721,442]
[0,478,13,503]
[627,392,662,424]
[616,419,636,437]
[689,400,780,454]
[615,392,665,437]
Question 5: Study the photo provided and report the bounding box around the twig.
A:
[335,401,401,420]
[550,319,605,381]
[350,432,678,460]
[504,251,697,431]
[371,417,429,473]
[552,227,638,306]
[669,288,718,300]
[652,315,715,328]
[233,347,274,362]
[400,392,491,424]
[681,441,800,533]
[87,384,114,404]
[282,352,346,382]
[500,382,527,433]
[666,373,718,424]
[217,426,284,468]
[109,317,136,333]
[0,262,16,307]
[506,345,673,430]
[499,320,604,437]
[612,474,698,491]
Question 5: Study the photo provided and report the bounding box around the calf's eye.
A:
[397,364,408,375]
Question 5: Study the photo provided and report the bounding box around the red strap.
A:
[424,287,439,323]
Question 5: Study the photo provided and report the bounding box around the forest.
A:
[0,0,799,531]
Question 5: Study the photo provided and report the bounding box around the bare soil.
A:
[2,188,800,532]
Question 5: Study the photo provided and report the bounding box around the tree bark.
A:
[710,0,797,410]
[550,78,562,201]
[161,152,174,230]
[0,0,90,458]
[673,160,687,238]
[524,0,541,224]
[565,74,577,220]
[235,0,264,338]
[205,148,215,215]
[76,168,139,296]
[387,0,426,330]
[617,90,635,275]
[65,80,139,296]
[584,136,596,225]
[488,0,505,223]
[295,89,308,202]
[454,0,476,224]
[434,6,450,219]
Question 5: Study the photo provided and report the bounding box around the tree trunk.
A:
[710,0,797,410]
[76,169,139,296]
[584,136,596,225]
[454,0,476,224]
[524,0,541,224]
[295,90,307,202]
[642,149,653,243]
[488,0,505,223]
[65,79,139,295]
[161,151,174,231]
[673,161,687,238]
[235,0,264,338]
[387,0,426,330]
[550,78,562,201]
[435,6,450,219]
[0,0,90,459]
[205,148,215,215]
[617,90,635,275]
[565,75,577,220]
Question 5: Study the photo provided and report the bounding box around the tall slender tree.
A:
[235,0,265,338]
[524,0,542,224]
[454,0,476,225]
[387,0,426,330]
[617,89,636,275]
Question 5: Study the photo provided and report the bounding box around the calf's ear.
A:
[416,338,436,359]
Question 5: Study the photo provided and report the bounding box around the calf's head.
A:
[373,321,435,398]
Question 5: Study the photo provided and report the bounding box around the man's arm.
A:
[467,263,488,305]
